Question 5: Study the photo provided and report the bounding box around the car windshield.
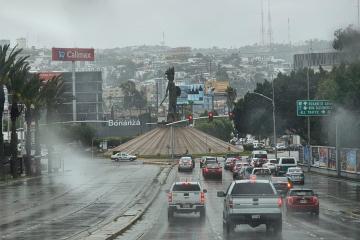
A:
[172,183,201,191]
[290,190,315,196]
[245,167,254,174]
[231,182,275,195]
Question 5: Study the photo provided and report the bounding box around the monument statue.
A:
[160,67,178,122]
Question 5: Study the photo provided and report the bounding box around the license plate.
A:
[252,215,260,219]
[183,204,190,208]
[300,200,307,204]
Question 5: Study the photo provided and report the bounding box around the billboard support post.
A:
[72,61,76,121]
[335,117,340,177]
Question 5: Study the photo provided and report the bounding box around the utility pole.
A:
[307,42,312,171]
[260,0,265,46]
[272,74,277,160]
[267,0,273,48]
[358,0,360,29]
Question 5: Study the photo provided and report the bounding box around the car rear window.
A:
[281,158,295,164]
[290,190,314,196]
[245,167,253,174]
[206,159,217,164]
[269,159,278,164]
[254,154,267,158]
[172,184,200,191]
[253,169,271,175]
[231,182,275,195]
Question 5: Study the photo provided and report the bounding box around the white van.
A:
[250,150,268,167]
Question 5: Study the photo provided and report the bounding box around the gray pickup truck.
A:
[217,179,282,235]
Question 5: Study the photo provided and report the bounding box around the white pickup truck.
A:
[167,181,207,220]
[217,179,282,235]
[276,157,297,175]
[110,152,137,161]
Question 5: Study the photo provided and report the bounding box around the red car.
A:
[202,158,222,179]
[286,189,319,216]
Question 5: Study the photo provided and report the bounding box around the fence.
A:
[298,145,360,175]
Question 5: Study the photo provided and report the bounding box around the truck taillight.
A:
[278,197,282,207]
[287,196,294,204]
[229,199,233,208]
[167,192,172,203]
[204,168,209,173]
[200,192,205,204]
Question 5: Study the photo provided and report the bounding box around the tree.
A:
[21,74,42,175]
[333,26,360,62]
[195,118,233,142]
[7,58,30,177]
[0,44,23,178]
[41,75,65,172]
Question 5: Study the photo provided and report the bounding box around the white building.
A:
[16,37,27,49]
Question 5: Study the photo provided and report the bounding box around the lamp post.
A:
[250,82,277,159]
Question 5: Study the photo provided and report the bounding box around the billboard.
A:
[177,84,204,105]
[52,48,94,61]
[38,72,62,81]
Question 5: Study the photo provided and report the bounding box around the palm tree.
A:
[21,74,41,176]
[41,75,64,172]
[7,59,30,177]
[0,44,23,177]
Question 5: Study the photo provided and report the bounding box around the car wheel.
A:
[168,209,174,219]
[200,208,206,219]
[313,209,319,216]
[273,221,282,234]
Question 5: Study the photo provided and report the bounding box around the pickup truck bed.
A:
[218,180,282,235]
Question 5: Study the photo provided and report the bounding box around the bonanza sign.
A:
[52,48,94,61]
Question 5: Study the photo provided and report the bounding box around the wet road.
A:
[119,158,360,240]
[0,152,160,240]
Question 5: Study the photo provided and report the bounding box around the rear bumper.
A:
[228,213,282,224]
[169,204,205,213]
[286,204,318,212]
[203,171,222,178]
[178,166,193,171]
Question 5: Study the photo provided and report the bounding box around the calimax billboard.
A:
[52,48,95,61]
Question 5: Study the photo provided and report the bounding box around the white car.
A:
[111,152,137,161]
[263,159,278,173]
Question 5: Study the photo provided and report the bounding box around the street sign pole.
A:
[72,61,76,121]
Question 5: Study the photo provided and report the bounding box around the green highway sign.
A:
[297,100,332,116]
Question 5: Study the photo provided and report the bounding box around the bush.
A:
[243,143,254,152]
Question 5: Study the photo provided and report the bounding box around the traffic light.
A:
[187,114,193,124]
[208,111,214,122]
[229,111,235,120]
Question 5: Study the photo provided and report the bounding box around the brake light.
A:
[204,168,209,173]
[312,196,318,204]
[200,192,205,204]
[278,197,282,207]
[168,192,172,203]
[217,167,222,172]
[229,199,233,208]
[250,174,256,182]
[287,196,294,204]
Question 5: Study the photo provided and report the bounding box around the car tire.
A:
[273,221,282,234]
[313,209,319,216]
[200,208,206,219]
[168,209,174,219]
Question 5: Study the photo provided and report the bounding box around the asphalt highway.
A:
[0,153,160,240]
[119,158,360,240]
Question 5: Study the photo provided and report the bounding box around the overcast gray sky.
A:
[0,0,356,48]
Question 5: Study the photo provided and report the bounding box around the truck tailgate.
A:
[172,191,200,204]
[230,196,281,214]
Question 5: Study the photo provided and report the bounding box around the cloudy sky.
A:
[0,0,356,48]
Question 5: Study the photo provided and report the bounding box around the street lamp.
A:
[250,82,277,159]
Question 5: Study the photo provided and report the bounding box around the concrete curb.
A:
[105,165,173,240]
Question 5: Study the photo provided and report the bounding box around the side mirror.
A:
[203,189,208,193]
[217,191,225,197]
